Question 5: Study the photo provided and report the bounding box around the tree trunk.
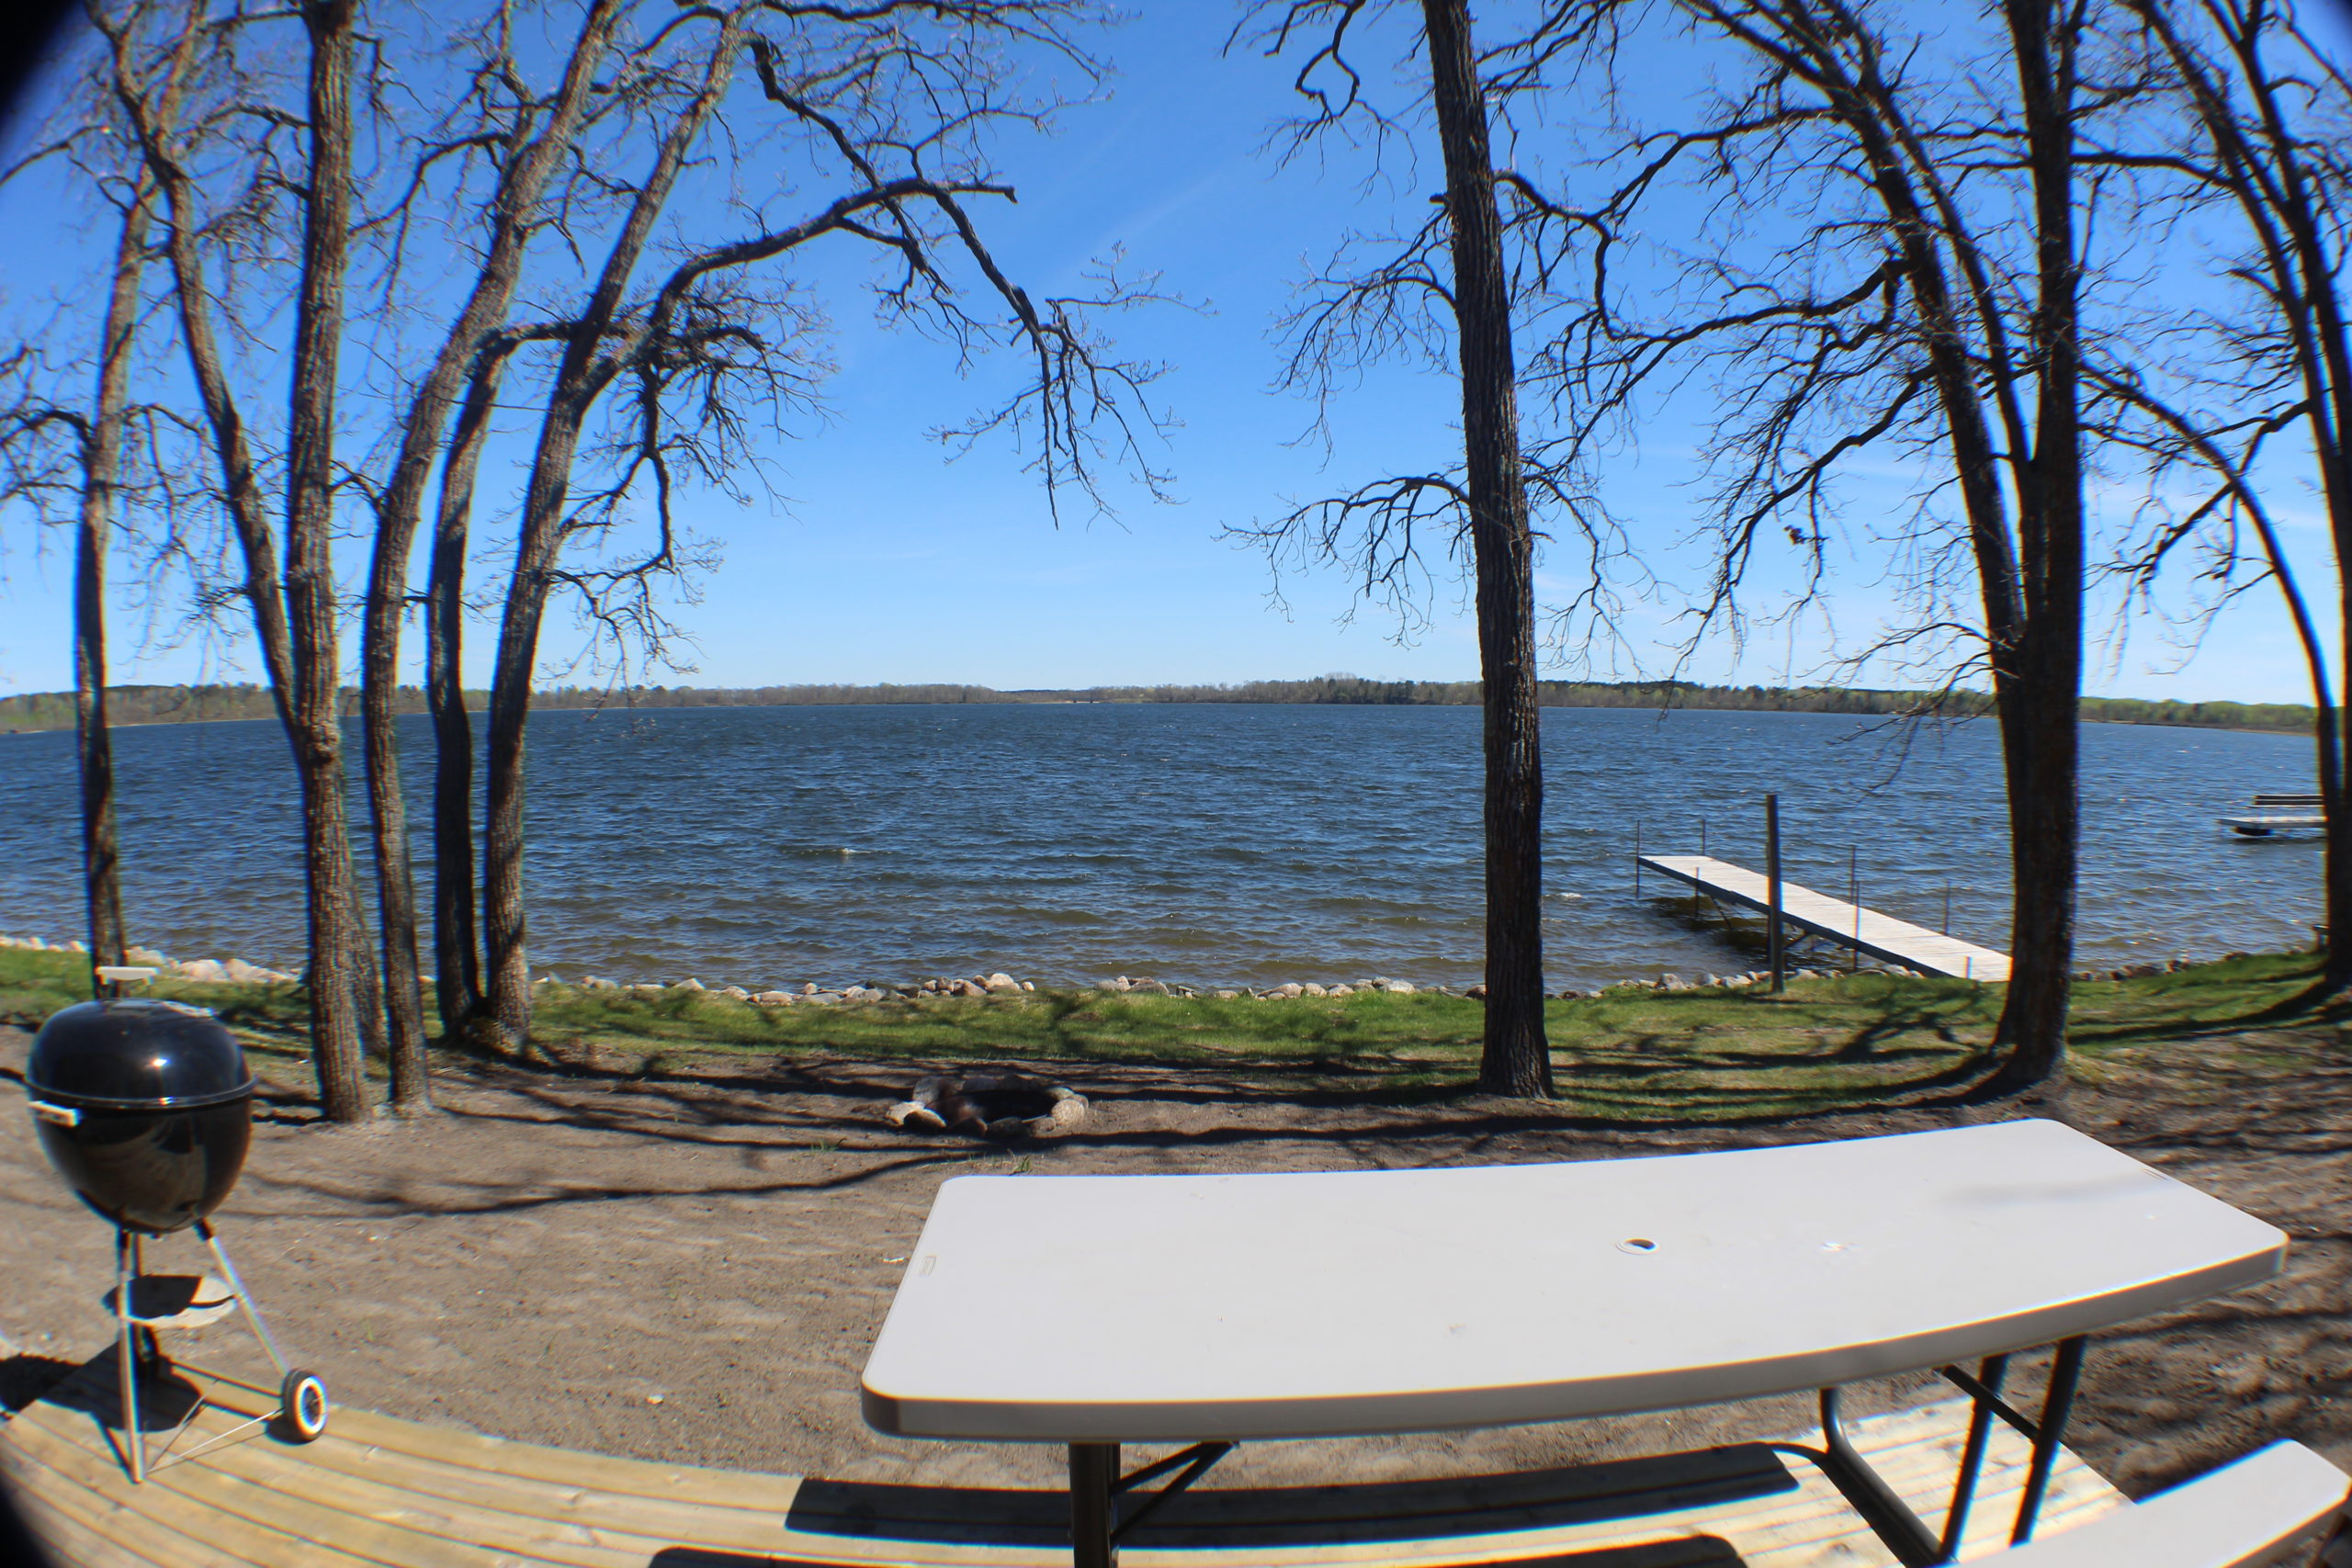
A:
[1982,0,2084,1093]
[424,361,504,1045]
[73,182,154,981]
[1420,0,1553,1099]
[283,0,369,1121]
[359,605,428,1103]
[482,541,559,1055]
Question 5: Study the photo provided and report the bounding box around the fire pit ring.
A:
[886,1072,1089,1140]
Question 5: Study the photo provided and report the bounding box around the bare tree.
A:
[1514,0,2102,1090]
[1239,0,1640,1098]
[353,0,628,1093]
[0,166,161,986]
[2107,0,2352,992]
[399,0,1166,1052]
[99,0,378,1120]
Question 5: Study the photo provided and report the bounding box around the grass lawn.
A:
[1,943,2335,1122]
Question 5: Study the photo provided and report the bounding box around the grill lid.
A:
[28,1000,256,1111]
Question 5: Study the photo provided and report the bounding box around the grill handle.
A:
[28,1100,81,1128]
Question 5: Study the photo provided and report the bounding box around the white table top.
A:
[860,1121,2285,1443]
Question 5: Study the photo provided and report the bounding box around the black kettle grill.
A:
[27,1000,328,1479]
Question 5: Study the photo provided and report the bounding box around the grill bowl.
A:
[27,1001,256,1235]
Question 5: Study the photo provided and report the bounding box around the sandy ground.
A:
[3,1028,2348,1501]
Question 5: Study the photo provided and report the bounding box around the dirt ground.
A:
[3,1028,2347,1501]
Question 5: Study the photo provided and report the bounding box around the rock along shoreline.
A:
[1,931,2229,1005]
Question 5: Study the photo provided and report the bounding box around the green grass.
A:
[1,944,2335,1122]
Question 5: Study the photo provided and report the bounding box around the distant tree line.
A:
[0,678,2318,737]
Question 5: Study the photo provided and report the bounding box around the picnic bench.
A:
[864,1121,2298,1568]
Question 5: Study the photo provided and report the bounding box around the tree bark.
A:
[73,181,153,980]
[1420,0,1553,1099]
[281,0,369,1121]
[1981,0,2084,1093]
[424,351,508,1044]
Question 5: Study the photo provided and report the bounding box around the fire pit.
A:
[886,1072,1089,1140]
[26,1000,327,1479]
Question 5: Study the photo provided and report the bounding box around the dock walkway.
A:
[1639,854,2011,983]
[2,1357,2123,1567]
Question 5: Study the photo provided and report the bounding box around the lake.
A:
[0,703,2324,990]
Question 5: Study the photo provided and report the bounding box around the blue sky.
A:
[0,2,2337,702]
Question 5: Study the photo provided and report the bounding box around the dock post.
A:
[1634,819,1643,897]
[1765,794,1785,994]
[1849,848,1860,975]
[1700,817,1708,857]
[1942,882,1952,935]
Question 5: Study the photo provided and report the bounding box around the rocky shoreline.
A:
[0,930,2229,1004]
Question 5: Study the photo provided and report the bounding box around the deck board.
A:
[1639,855,2011,982]
[3,1359,2126,1566]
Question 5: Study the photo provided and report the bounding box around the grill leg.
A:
[114,1230,143,1483]
[198,1221,291,1376]
[1069,1442,1119,1568]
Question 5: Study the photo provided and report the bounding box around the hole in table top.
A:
[1619,1237,1658,1254]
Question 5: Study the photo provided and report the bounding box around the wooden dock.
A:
[0,1357,2130,1566]
[1639,854,2011,983]
[2221,793,2327,837]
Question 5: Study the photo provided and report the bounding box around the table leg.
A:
[1819,1386,1941,1566]
[2010,1337,2086,1545]
[1069,1442,1120,1568]
[1938,1355,2008,1560]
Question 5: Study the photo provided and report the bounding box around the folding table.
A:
[861,1120,2287,1567]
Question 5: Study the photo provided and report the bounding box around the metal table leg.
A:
[1069,1443,1119,1568]
[1817,1337,2088,1566]
[2009,1337,2086,1544]
[1068,1438,1234,1567]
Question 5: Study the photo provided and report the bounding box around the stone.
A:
[1301,983,1328,997]
[1214,989,1238,1000]
[173,959,228,983]
[1129,978,1171,996]
[956,979,989,998]
[1272,982,1304,998]
[126,945,167,965]
[581,976,616,989]
[719,986,751,1000]
[1385,980,1417,995]
[628,983,665,995]
[1021,981,1035,991]
[986,972,1019,993]
[673,977,706,992]
[1096,979,1122,992]
[1328,984,1353,997]
[802,983,820,995]
[1465,983,1488,999]
[751,990,796,1005]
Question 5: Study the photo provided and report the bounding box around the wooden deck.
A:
[0,1358,2132,1567]
[1639,855,2011,983]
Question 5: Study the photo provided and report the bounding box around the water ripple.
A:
[0,704,2323,988]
